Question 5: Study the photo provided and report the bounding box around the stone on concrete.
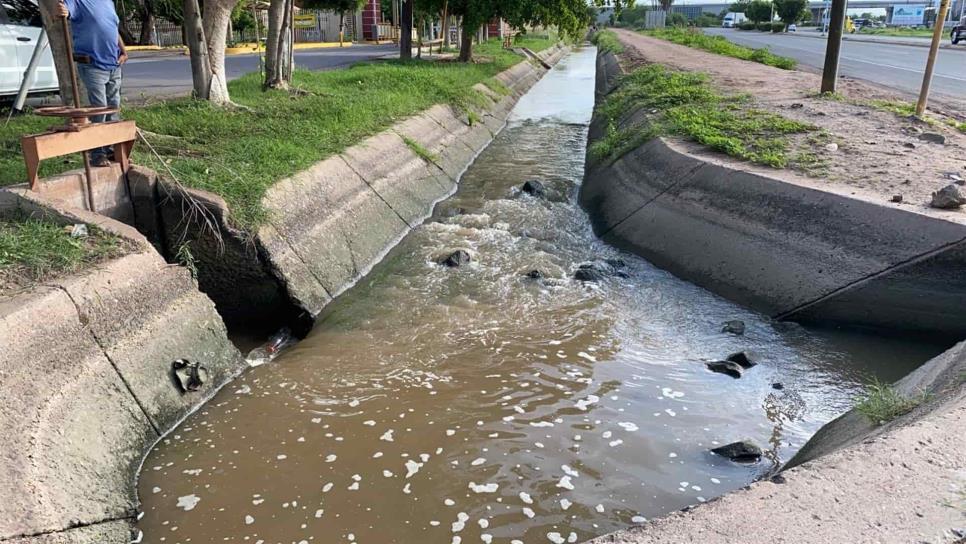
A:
[929,184,965,209]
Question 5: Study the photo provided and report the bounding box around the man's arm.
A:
[117,35,128,65]
[56,0,69,18]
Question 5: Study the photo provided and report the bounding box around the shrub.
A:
[756,21,772,31]
[738,21,756,30]
[667,12,689,26]
[771,22,786,32]
[592,30,625,54]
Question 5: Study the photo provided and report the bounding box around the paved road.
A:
[705,28,966,104]
[121,44,398,99]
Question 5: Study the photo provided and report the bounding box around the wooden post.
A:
[916,0,952,116]
[820,0,847,93]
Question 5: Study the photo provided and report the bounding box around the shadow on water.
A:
[135,46,949,544]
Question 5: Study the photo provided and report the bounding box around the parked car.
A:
[787,23,797,31]
[952,16,965,44]
[1,0,59,101]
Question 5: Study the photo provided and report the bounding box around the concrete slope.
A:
[255,44,568,317]
[581,49,966,336]
[0,190,246,543]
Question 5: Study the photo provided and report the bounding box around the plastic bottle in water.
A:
[246,327,295,367]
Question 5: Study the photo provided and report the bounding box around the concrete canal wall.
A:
[0,45,568,543]
[582,49,966,337]
[583,46,966,544]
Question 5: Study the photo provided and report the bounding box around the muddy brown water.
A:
[136,47,946,544]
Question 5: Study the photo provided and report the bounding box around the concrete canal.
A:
[134,46,946,544]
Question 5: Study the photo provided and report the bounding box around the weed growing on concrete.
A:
[467,110,482,126]
[643,27,796,70]
[855,379,923,425]
[402,135,440,164]
[481,79,512,97]
[590,64,814,168]
[175,242,198,279]
[591,30,625,54]
[0,216,125,289]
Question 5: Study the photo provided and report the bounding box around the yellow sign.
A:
[294,14,317,29]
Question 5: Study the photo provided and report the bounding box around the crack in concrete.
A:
[0,514,135,542]
[596,159,707,240]
[338,155,414,230]
[51,283,162,437]
[775,233,966,321]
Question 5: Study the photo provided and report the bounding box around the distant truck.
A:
[722,12,747,28]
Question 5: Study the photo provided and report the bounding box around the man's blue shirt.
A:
[64,0,120,71]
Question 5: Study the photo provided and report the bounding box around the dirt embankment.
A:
[611,29,966,222]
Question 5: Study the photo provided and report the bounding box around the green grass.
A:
[855,379,924,425]
[643,27,797,70]
[401,135,439,164]
[590,64,815,168]
[858,27,935,38]
[0,216,128,290]
[592,30,625,54]
[869,98,918,117]
[0,41,542,230]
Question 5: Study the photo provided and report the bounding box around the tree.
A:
[745,0,772,22]
[264,0,293,89]
[400,0,413,59]
[773,0,807,26]
[729,0,750,13]
[181,0,240,102]
[595,0,635,20]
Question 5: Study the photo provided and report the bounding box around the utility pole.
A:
[820,0,847,93]
[916,0,951,115]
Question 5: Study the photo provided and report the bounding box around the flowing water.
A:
[136,46,945,544]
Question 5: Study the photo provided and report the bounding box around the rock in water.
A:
[930,184,965,209]
[711,441,762,462]
[521,180,546,197]
[721,320,745,335]
[726,351,756,369]
[918,132,946,144]
[573,260,628,282]
[772,382,785,390]
[525,269,544,279]
[440,250,472,268]
[705,360,743,379]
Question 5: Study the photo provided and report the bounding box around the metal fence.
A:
[125,9,352,47]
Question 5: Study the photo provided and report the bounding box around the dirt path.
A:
[611,29,966,223]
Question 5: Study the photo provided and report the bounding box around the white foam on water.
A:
[523,507,535,518]
[618,422,639,432]
[560,498,572,510]
[469,482,499,493]
[548,532,566,544]
[556,476,575,490]
[405,460,423,478]
[519,492,533,504]
[244,515,254,525]
[471,458,486,466]
[380,430,395,442]
[176,494,200,511]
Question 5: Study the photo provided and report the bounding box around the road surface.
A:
[705,28,966,104]
[121,44,398,99]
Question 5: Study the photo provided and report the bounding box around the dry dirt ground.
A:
[611,29,966,224]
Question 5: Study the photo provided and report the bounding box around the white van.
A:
[1,0,58,100]
[722,12,747,28]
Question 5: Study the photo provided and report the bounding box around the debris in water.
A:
[726,351,756,369]
[521,179,546,197]
[705,360,743,379]
[721,320,745,335]
[246,327,296,367]
[440,249,472,268]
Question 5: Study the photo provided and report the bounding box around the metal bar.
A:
[59,15,95,212]
[13,30,49,112]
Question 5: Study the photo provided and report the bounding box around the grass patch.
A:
[858,27,935,38]
[0,216,128,290]
[869,99,918,117]
[401,135,439,164]
[591,64,815,168]
[643,27,796,70]
[0,41,542,230]
[855,379,924,425]
[592,30,625,54]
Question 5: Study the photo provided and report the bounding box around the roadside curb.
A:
[733,28,959,50]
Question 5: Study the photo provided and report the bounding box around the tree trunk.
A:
[399,0,412,59]
[441,2,448,50]
[202,0,237,104]
[458,20,474,62]
[139,7,155,45]
[37,0,80,105]
[183,0,211,99]
[264,0,290,89]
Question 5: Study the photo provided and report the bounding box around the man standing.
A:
[56,0,128,167]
